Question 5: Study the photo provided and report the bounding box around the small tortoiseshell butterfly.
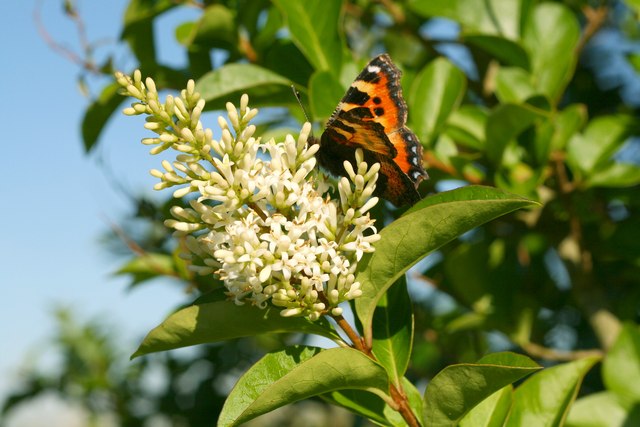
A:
[313,54,428,206]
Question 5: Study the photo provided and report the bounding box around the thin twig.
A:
[33,0,100,73]
[575,6,609,57]
[521,342,604,362]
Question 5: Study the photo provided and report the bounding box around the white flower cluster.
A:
[116,70,381,320]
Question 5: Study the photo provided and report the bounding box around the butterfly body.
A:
[314,54,428,206]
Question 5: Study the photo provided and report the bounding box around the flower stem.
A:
[324,298,421,426]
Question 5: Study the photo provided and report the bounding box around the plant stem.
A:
[323,298,421,426]
[521,341,603,362]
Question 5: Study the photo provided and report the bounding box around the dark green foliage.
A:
[6,0,640,426]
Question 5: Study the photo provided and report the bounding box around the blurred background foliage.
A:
[3,0,640,425]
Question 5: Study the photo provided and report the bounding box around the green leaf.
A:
[218,346,390,426]
[407,0,458,21]
[522,3,580,101]
[603,323,640,402]
[322,388,396,425]
[176,4,237,49]
[495,67,536,103]
[506,356,601,426]
[324,378,423,426]
[460,386,513,427]
[355,186,538,344]
[408,58,466,146]
[371,276,413,388]
[485,103,547,165]
[566,115,635,176]
[115,253,177,287]
[423,352,541,426]
[309,70,345,122]
[272,0,342,73]
[82,82,126,152]
[628,52,640,73]
[550,104,587,151]
[195,63,292,110]
[409,0,532,40]
[586,162,640,188]
[624,0,640,18]
[466,36,530,69]
[566,391,636,427]
[444,105,488,150]
[132,289,341,358]
[121,0,175,68]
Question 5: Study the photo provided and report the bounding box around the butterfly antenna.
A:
[291,85,317,143]
[291,85,313,124]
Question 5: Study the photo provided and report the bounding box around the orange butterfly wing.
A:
[316,54,428,206]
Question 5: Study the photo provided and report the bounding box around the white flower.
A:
[116,71,381,320]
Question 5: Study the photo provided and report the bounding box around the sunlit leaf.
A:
[602,323,640,402]
[196,63,292,110]
[309,69,345,122]
[566,115,635,176]
[460,386,513,427]
[371,276,413,388]
[355,186,538,343]
[424,352,540,426]
[566,391,636,427]
[444,105,488,150]
[218,346,390,426]
[495,67,536,103]
[132,290,341,358]
[408,58,466,145]
[272,0,342,73]
[506,356,601,426]
[522,3,580,101]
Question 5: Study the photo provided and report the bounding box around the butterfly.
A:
[313,54,428,206]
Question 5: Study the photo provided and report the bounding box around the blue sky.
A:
[0,0,194,405]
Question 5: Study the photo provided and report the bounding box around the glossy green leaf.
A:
[407,0,458,20]
[566,391,635,427]
[444,105,488,150]
[82,83,126,152]
[132,290,341,358]
[218,346,390,426]
[551,104,587,151]
[522,3,580,101]
[506,356,601,426]
[424,352,540,426]
[355,186,538,344]
[408,58,466,145]
[176,4,237,48]
[443,242,492,308]
[322,388,396,426]
[460,386,513,427]
[115,253,177,287]
[409,0,531,40]
[371,276,413,388]
[495,67,536,103]
[566,115,635,176]
[323,376,423,426]
[466,36,530,69]
[121,0,175,68]
[195,63,292,110]
[603,323,640,402]
[486,103,547,165]
[309,69,345,122]
[586,162,640,188]
[272,0,342,73]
